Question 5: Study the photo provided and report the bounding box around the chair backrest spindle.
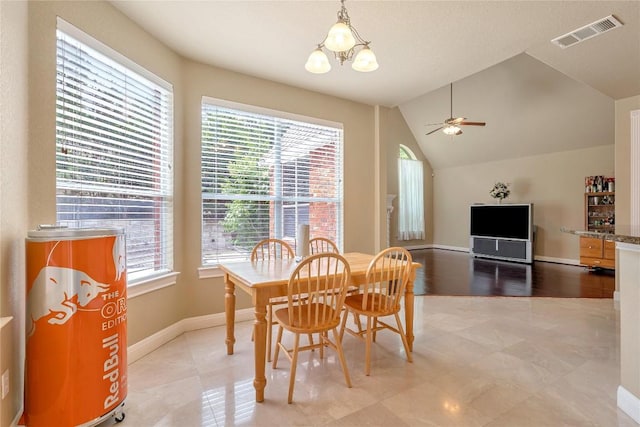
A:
[309,237,339,255]
[287,252,351,329]
[250,238,294,261]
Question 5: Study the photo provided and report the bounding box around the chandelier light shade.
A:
[305,48,332,74]
[325,22,356,52]
[352,46,379,72]
[306,0,378,73]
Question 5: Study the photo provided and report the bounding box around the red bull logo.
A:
[25,229,127,427]
[27,266,110,337]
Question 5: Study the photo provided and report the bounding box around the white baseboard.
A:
[127,308,254,364]
[533,255,581,266]
[618,385,640,424]
[407,246,583,268]
[10,408,22,427]
[431,244,469,252]
[402,244,433,250]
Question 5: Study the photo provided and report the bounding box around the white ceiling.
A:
[109,1,639,169]
[110,0,640,108]
[399,53,616,169]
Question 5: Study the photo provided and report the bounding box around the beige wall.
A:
[383,107,433,248]
[0,2,382,423]
[0,1,29,424]
[433,145,614,261]
[1,0,635,424]
[181,60,376,318]
[23,0,380,342]
[615,95,640,227]
[26,0,186,348]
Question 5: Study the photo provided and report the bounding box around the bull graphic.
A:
[113,234,126,281]
[27,266,110,337]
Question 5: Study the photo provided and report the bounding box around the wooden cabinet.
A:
[580,236,615,269]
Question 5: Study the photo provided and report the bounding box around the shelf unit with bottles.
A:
[581,189,615,270]
[584,192,615,232]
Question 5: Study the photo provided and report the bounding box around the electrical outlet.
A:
[1,369,8,399]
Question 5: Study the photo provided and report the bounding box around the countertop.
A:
[561,226,640,245]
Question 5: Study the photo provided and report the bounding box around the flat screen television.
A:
[470,204,533,241]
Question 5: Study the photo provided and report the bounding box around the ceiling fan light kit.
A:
[305,0,378,73]
[426,83,486,137]
[443,125,462,136]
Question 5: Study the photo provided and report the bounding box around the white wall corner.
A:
[618,385,640,424]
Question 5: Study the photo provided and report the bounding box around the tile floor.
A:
[102,296,637,426]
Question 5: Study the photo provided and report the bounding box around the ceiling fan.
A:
[426,83,486,136]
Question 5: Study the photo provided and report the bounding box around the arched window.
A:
[398,145,424,240]
[399,144,416,160]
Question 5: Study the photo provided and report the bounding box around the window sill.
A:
[198,266,225,279]
[128,271,180,299]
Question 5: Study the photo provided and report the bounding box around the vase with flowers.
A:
[490,182,510,204]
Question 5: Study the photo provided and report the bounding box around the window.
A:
[55,21,174,284]
[201,98,343,264]
[399,144,415,160]
[398,145,424,240]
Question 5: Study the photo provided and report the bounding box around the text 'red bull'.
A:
[102,333,120,409]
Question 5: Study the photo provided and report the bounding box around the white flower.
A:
[490,182,510,200]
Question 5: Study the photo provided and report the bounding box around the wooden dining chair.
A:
[250,238,295,363]
[272,252,353,403]
[339,247,413,376]
[309,236,339,255]
[308,236,361,328]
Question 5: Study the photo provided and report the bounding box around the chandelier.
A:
[305,0,379,74]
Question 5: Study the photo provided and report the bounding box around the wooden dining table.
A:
[219,251,422,402]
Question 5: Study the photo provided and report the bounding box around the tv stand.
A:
[470,236,533,264]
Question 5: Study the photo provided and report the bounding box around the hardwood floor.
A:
[410,249,615,298]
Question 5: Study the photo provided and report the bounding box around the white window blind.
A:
[201,100,343,264]
[55,26,174,283]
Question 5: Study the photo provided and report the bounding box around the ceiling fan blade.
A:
[432,83,487,135]
[446,117,466,125]
[459,121,486,126]
[424,122,443,126]
[426,126,444,135]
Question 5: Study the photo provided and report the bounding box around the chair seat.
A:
[343,293,397,317]
[275,304,341,333]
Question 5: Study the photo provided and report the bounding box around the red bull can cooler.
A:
[25,226,127,426]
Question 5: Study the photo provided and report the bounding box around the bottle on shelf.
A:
[584,175,615,234]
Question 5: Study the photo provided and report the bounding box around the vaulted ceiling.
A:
[110,1,640,168]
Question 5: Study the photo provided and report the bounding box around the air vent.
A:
[551,15,623,49]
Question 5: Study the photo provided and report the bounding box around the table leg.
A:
[224,274,236,355]
[253,292,268,402]
[405,267,415,351]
